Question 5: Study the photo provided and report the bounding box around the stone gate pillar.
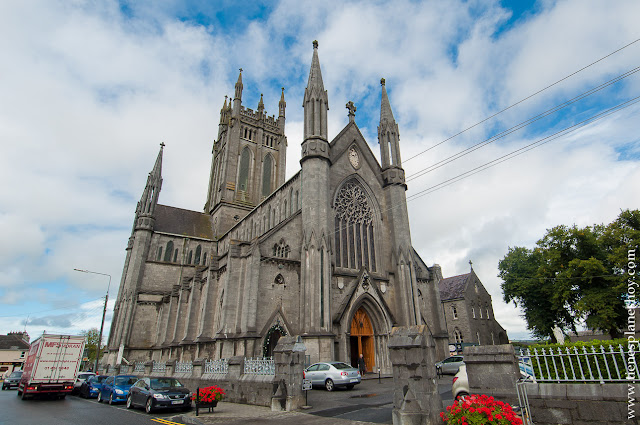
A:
[388,325,443,425]
[271,336,306,411]
[464,344,520,405]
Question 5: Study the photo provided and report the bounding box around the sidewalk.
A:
[177,401,381,425]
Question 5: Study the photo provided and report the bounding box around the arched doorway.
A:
[350,307,374,372]
[263,323,287,357]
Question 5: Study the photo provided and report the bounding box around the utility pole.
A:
[73,269,111,372]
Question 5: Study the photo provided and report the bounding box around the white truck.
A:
[18,333,86,400]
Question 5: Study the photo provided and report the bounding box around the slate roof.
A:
[0,334,30,350]
[438,272,472,301]
[154,205,214,240]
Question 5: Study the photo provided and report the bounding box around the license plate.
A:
[171,400,183,405]
[350,379,359,383]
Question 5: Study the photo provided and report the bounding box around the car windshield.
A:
[9,372,22,378]
[331,363,353,370]
[115,376,138,386]
[150,378,183,389]
[96,376,107,383]
[78,373,94,380]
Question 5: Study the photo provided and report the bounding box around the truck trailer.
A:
[18,333,86,400]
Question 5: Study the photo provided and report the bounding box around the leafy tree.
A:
[81,328,102,364]
[499,209,640,341]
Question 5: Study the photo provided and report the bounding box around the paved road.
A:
[0,389,187,425]
[302,375,454,423]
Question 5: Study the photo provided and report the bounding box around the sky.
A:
[0,0,639,344]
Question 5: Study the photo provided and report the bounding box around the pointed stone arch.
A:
[345,293,392,372]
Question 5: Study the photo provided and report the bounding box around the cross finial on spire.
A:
[381,77,386,86]
[239,68,243,73]
[469,260,473,271]
[160,142,165,149]
[313,40,318,49]
[346,101,356,123]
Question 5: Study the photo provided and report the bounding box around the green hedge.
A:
[519,338,636,381]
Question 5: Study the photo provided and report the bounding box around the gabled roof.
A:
[154,205,214,240]
[0,334,30,350]
[438,272,472,301]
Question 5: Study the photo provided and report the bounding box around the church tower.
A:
[377,79,421,326]
[205,70,287,237]
[107,143,164,361]
[299,40,332,335]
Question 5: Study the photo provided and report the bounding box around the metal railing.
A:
[119,365,130,373]
[175,361,193,373]
[134,362,145,373]
[519,344,640,383]
[152,361,166,373]
[243,357,275,375]
[205,358,228,374]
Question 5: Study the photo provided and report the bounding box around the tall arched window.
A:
[238,147,251,192]
[164,241,174,262]
[334,181,376,271]
[157,247,162,261]
[194,245,202,265]
[262,155,272,197]
[187,250,193,265]
[454,328,463,343]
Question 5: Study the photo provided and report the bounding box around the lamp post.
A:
[73,268,111,372]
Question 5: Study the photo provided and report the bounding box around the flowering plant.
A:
[441,394,523,425]
[197,385,226,403]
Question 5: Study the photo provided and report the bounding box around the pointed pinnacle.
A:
[380,78,395,124]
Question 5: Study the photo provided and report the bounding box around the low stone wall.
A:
[524,382,640,425]
[102,336,305,410]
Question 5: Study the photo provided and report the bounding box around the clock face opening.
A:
[349,147,360,168]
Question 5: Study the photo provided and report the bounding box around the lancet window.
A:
[273,239,290,258]
[334,181,376,271]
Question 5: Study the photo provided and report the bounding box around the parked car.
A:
[79,374,108,398]
[98,375,138,404]
[126,377,192,413]
[435,355,464,375]
[304,362,361,391]
[73,372,96,395]
[2,371,23,390]
[452,364,469,400]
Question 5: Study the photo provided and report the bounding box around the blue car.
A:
[98,375,138,404]
[79,375,108,398]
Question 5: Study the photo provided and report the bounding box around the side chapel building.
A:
[106,42,449,373]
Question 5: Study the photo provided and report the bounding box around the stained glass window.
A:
[238,147,251,192]
[262,155,272,197]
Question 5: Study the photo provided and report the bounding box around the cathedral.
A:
[105,41,449,373]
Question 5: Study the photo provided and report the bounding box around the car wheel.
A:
[455,391,469,401]
[108,393,114,405]
[182,405,192,412]
[98,391,103,402]
[325,379,334,392]
[145,398,154,414]
[126,395,134,409]
[346,384,354,390]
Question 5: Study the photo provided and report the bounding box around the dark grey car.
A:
[2,371,22,390]
[304,362,361,391]
[126,377,191,414]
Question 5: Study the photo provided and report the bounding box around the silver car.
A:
[435,355,464,375]
[304,362,361,391]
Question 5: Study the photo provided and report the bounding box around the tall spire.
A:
[279,87,286,118]
[234,68,243,100]
[378,78,401,169]
[303,40,329,142]
[257,93,264,117]
[136,143,164,227]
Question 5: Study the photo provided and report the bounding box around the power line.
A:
[404,38,640,163]
[0,298,104,318]
[406,66,640,182]
[406,95,640,202]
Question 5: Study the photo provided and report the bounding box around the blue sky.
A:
[0,0,638,343]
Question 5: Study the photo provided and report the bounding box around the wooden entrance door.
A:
[350,307,374,372]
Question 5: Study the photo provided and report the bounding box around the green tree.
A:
[81,328,102,364]
[499,209,640,341]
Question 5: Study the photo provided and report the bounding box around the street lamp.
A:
[73,268,111,372]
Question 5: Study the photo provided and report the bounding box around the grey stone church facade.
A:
[105,42,449,373]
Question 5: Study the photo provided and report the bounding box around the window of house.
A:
[262,155,272,197]
[334,180,376,272]
[164,241,174,262]
[187,250,193,264]
[486,308,490,319]
[477,332,481,345]
[194,245,202,265]
[173,249,178,262]
[238,147,251,192]
[452,305,458,320]
[479,307,483,319]
[454,328,463,343]
[472,306,476,319]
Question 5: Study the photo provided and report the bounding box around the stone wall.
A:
[105,336,306,411]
